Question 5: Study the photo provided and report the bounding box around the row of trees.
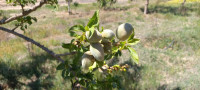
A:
[65,0,148,14]
[65,0,188,15]
[66,0,118,14]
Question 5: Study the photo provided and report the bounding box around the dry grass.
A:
[0,31,8,41]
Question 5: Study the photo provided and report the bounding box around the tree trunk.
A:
[182,0,186,7]
[144,0,149,14]
[68,0,71,14]
[180,0,186,15]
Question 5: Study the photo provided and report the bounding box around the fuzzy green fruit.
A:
[116,23,134,41]
[101,29,115,40]
[86,30,102,43]
[81,51,95,72]
[90,43,104,61]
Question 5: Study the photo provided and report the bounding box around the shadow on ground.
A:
[158,84,182,90]
[0,53,59,89]
[140,4,199,16]
[0,53,183,89]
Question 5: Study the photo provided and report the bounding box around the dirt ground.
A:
[0,0,95,10]
[0,0,128,10]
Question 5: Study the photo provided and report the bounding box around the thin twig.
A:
[164,40,175,50]
[17,0,25,14]
[12,25,19,31]
[0,0,47,25]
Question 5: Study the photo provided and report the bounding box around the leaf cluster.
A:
[16,16,37,31]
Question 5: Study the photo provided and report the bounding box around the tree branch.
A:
[12,25,19,31]
[0,0,47,25]
[0,27,76,63]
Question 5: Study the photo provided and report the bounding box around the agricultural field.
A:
[0,0,200,89]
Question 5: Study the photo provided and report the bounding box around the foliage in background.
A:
[97,0,117,8]
[167,0,200,4]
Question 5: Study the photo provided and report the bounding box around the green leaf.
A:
[61,69,66,78]
[127,47,139,64]
[85,26,89,31]
[85,72,94,80]
[69,25,85,37]
[26,16,32,21]
[69,31,78,37]
[100,26,104,32]
[6,0,13,3]
[96,61,104,67]
[70,39,75,44]
[62,69,70,79]
[69,25,85,32]
[24,25,27,29]
[89,26,95,38]
[73,52,83,65]
[128,32,135,41]
[32,17,37,22]
[57,63,65,70]
[119,41,126,50]
[114,50,122,57]
[89,62,97,71]
[105,54,113,60]
[87,10,99,28]
[62,43,71,49]
[128,38,140,45]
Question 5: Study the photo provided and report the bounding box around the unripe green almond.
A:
[101,29,115,40]
[116,23,134,41]
[86,30,102,43]
[90,43,104,61]
[102,42,112,54]
[81,51,95,72]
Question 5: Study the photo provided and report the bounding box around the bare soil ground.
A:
[0,0,128,10]
[0,0,96,10]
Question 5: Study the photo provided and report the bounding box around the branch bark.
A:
[0,0,47,25]
[66,0,72,14]
[0,27,75,63]
[144,0,149,14]
[181,0,186,7]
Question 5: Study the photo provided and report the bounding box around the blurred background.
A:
[0,0,200,89]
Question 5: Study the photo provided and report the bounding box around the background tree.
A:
[97,0,117,9]
[180,0,187,14]
[182,0,186,6]
[66,0,73,14]
[144,0,149,14]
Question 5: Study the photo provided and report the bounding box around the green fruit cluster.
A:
[82,23,134,72]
